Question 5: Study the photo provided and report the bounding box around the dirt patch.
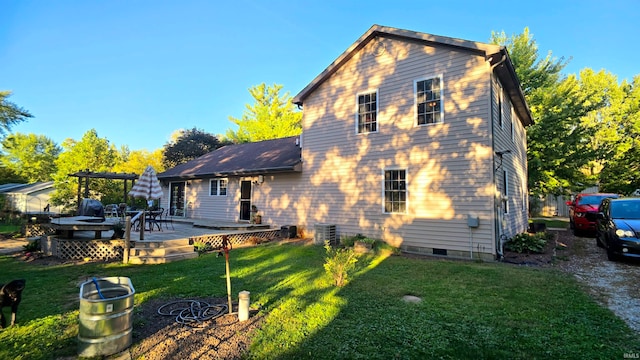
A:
[130,298,264,360]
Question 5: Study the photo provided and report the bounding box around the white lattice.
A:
[189,230,280,249]
[55,239,125,260]
[25,224,56,237]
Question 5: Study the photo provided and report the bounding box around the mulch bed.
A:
[502,229,576,268]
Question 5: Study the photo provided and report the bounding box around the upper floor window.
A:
[498,84,503,128]
[511,107,515,142]
[357,91,378,133]
[210,178,227,196]
[415,76,443,125]
[384,169,407,214]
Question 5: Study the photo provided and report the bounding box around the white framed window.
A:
[383,169,407,214]
[502,170,509,214]
[415,76,443,125]
[511,107,515,141]
[356,90,378,133]
[210,178,227,196]
[522,180,527,212]
[498,82,504,129]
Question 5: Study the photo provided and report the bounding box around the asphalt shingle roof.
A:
[158,136,302,180]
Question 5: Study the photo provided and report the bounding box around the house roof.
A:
[293,24,533,126]
[0,181,54,194]
[158,136,302,180]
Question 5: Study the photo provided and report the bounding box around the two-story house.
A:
[158,25,532,260]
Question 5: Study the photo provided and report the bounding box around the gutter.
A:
[490,53,507,259]
[158,163,303,182]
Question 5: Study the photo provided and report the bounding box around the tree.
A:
[114,147,165,175]
[0,133,61,182]
[598,76,640,194]
[577,70,629,182]
[491,29,607,196]
[0,166,26,184]
[225,83,302,143]
[162,128,228,168]
[50,129,118,211]
[0,91,33,136]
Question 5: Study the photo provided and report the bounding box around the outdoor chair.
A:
[159,208,174,230]
[104,204,119,218]
[145,209,163,232]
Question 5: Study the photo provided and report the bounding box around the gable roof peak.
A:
[293,24,532,126]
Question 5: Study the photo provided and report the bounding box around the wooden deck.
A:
[37,218,289,263]
[47,216,120,239]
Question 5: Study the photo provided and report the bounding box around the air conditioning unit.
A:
[314,224,337,245]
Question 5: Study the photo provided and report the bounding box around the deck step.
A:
[130,245,195,257]
[128,238,198,264]
[193,223,271,230]
[129,252,198,264]
[133,239,191,248]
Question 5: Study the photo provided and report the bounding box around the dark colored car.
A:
[596,197,640,261]
[567,193,619,235]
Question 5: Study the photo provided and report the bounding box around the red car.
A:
[567,193,619,235]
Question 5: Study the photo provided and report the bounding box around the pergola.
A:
[68,170,139,206]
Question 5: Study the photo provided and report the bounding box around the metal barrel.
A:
[78,277,135,357]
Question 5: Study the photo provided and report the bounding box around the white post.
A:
[238,291,250,321]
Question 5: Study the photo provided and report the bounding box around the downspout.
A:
[490,54,507,259]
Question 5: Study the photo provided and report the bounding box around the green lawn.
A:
[0,224,22,234]
[0,243,638,359]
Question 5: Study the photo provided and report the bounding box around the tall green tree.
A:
[0,133,61,182]
[162,128,228,168]
[0,91,32,136]
[226,83,302,143]
[491,29,607,196]
[114,147,165,175]
[50,129,118,211]
[0,166,26,184]
[598,75,640,194]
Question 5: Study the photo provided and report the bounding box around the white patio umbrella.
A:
[128,165,163,239]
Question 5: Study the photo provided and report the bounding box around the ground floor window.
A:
[384,169,406,213]
[210,178,227,196]
[502,170,509,214]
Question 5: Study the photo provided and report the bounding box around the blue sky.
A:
[1,0,638,151]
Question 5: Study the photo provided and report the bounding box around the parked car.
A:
[596,197,640,261]
[567,193,619,235]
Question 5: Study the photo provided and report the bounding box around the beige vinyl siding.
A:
[299,36,496,258]
[251,172,306,226]
[176,173,308,226]
[181,178,238,221]
[491,78,529,238]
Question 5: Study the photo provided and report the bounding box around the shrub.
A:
[248,236,268,245]
[193,241,213,255]
[340,233,366,247]
[376,241,401,256]
[358,237,376,245]
[23,239,40,252]
[506,232,549,253]
[323,241,358,287]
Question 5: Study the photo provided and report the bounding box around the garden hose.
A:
[157,300,231,327]
[92,277,106,299]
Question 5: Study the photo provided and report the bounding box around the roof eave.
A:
[493,49,534,126]
[158,162,303,182]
